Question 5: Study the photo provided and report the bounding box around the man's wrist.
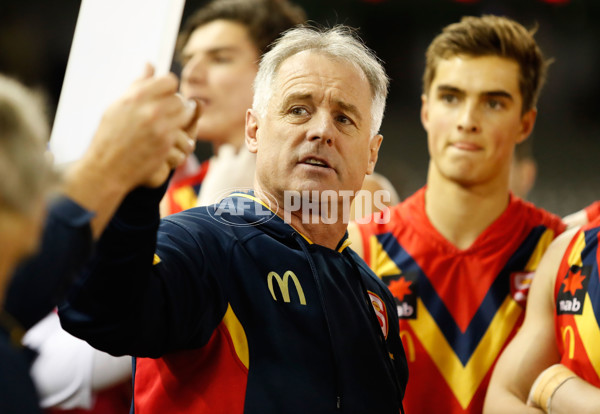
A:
[63,157,129,212]
[528,364,577,413]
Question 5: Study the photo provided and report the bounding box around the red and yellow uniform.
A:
[584,201,600,224]
[554,216,600,386]
[162,157,210,215]
[356,188,565,413]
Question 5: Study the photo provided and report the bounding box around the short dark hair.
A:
[423,15,551,112]
[176,0,306,62]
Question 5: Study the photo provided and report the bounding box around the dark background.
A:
[1,0,598,216]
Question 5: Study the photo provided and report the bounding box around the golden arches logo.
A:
[400,330,416,362]
[561,325,575,359]
[267,271,307,305]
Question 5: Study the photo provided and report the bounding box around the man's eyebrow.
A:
[280,92,313,109]
[436,84,514,101]
[483,90,514,101]
[181,46,240,59]
[336,100,362,123]
[436,85,464,95]
[279,93,363,122]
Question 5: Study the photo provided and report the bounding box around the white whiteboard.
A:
[49,0,186,165]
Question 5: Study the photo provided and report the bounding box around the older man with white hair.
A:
[59,25,408,414]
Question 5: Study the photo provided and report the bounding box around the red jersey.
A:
[554,216,600,386]
[133,310,248,413]
[585,201,600,223]
[163,157,210,215]
[45,383,131,414]
[356,188,565,414]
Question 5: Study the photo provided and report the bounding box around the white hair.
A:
[0,74,52,214]
[252,25,389,136]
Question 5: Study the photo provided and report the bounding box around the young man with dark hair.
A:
[161,0,306,214]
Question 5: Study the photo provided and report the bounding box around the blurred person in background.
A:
[161,0,306,215]
[562,201,600,229]
[510,140,537,200]
[0,72,55,414]
[508,139,600,230]
[1,66,199,412]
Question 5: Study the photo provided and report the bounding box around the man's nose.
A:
[307,112,336,145]
[457,102,480,133]
[181,56,207,86]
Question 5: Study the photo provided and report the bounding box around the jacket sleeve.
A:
[4,196,94,330]
[58,184,229,358]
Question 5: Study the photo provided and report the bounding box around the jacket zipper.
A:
[293,232,343,411]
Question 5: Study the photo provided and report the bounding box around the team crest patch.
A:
[382,272,418,319]
[510,271,533,308]
[368,291,388,339]
[556,265,591,315]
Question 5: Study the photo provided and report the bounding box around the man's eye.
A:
[213,55,233,63]
[441,94,458,104]
[487,99,504,110]
[290,107,308,116]
[336,115,353,125]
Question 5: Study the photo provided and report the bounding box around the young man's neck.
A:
[424,164,511,250]
[211,133,246,154]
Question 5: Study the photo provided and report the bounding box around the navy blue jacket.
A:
[1,196,93,414]
[60,188,407,413]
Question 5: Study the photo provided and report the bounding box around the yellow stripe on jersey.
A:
[368,235,402,278]
[524,229,557,272]
[574,294,600,379]
[408,296,522,409]
[153,254,161,265]
[567,231,586,267]
[222,304,249,369]
[173,186,198,211]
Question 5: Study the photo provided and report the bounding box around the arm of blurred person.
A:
[563,201,600,229]
[562,209,588,230]
[346,172,399,259]
[195,144,256,206]
[23,313,131,410]
[3,65,200,330]
[347,221,365,259]
[484,227,600,413]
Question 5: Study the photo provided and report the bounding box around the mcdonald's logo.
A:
[400,330,416,362]
[267,271,307,305]
[561,325,575,359]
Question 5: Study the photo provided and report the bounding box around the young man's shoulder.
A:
[509,195,566,235]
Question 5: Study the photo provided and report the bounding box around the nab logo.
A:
[383,272,418,319]
[556,265,591,315]
[267,271,306,305]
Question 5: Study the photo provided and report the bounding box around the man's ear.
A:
[517,108,537,144]
[420,94,429,131]
[245,109,259,153]
[366,134,383,175]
